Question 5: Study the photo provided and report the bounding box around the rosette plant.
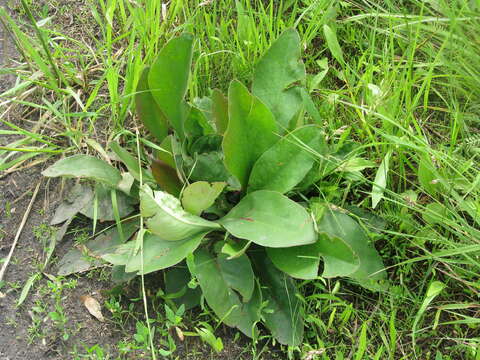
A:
[43,29,385,346]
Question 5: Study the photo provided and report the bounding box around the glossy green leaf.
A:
[211,89,228,135]
[192,249,260,338]
[151,159,183,197]
[317,208,386,287]
[266,242,321,280]
[219,190,316,248]
[125,232,206,274]
[223,80,279,188]
[181,181,226,215]
[135,67,169,143]
[248,125,326,194]
[140,185,221,241]
[252,252,304,346]
[42,155,122,188]
[252,29,306,131]
[148,34,194,138]
[372,150,392,209]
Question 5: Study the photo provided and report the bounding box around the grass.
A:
[1,0,480,359]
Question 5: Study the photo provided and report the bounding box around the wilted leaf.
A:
[181,181,226,215]
[57,221,139,276]
[135,67,169,143]
[50,183,94,225]
[252,29,306,131]
[140,185,220,241]
[223,80,279,188]
[219,190,316,248]
[42,155,122,189]
[80,295,104,322]
[80,183,136,222]
[148,33,194,138]
[248,125,326,194]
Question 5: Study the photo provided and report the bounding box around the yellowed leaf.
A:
[80,295,104,322]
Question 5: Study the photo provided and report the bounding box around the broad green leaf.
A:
[181,181,226,215]
[165,265,201,310]
[316,233,359,278]
[211,89,228,135]
[125,232,206,274]
[184,106,215,142]
[317,208,386,287]
[252,252,304,346]
[217,253,255,302]
[323,24,344,65]
[80,184,137,221]
[110,142,154,183]
[42,155,122,188]
[111,265,137,284]
[192,249,260,338]
[252,29,306,131]
[219,190,316,248]
[189,152,237,187]
[140,185,221,241]
[157,135,176,169]
[372,150,392,209]
[148,34,194,138]
[248,125,326,194]
[57,220,139,276]
[266,242,321,280]
[151,159,183,197]
[223,80,279,188]
[135,67,169,143]
[190,134,223,154]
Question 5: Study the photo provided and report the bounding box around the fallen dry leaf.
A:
[175,326,184,342]
[80,295,104,322]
